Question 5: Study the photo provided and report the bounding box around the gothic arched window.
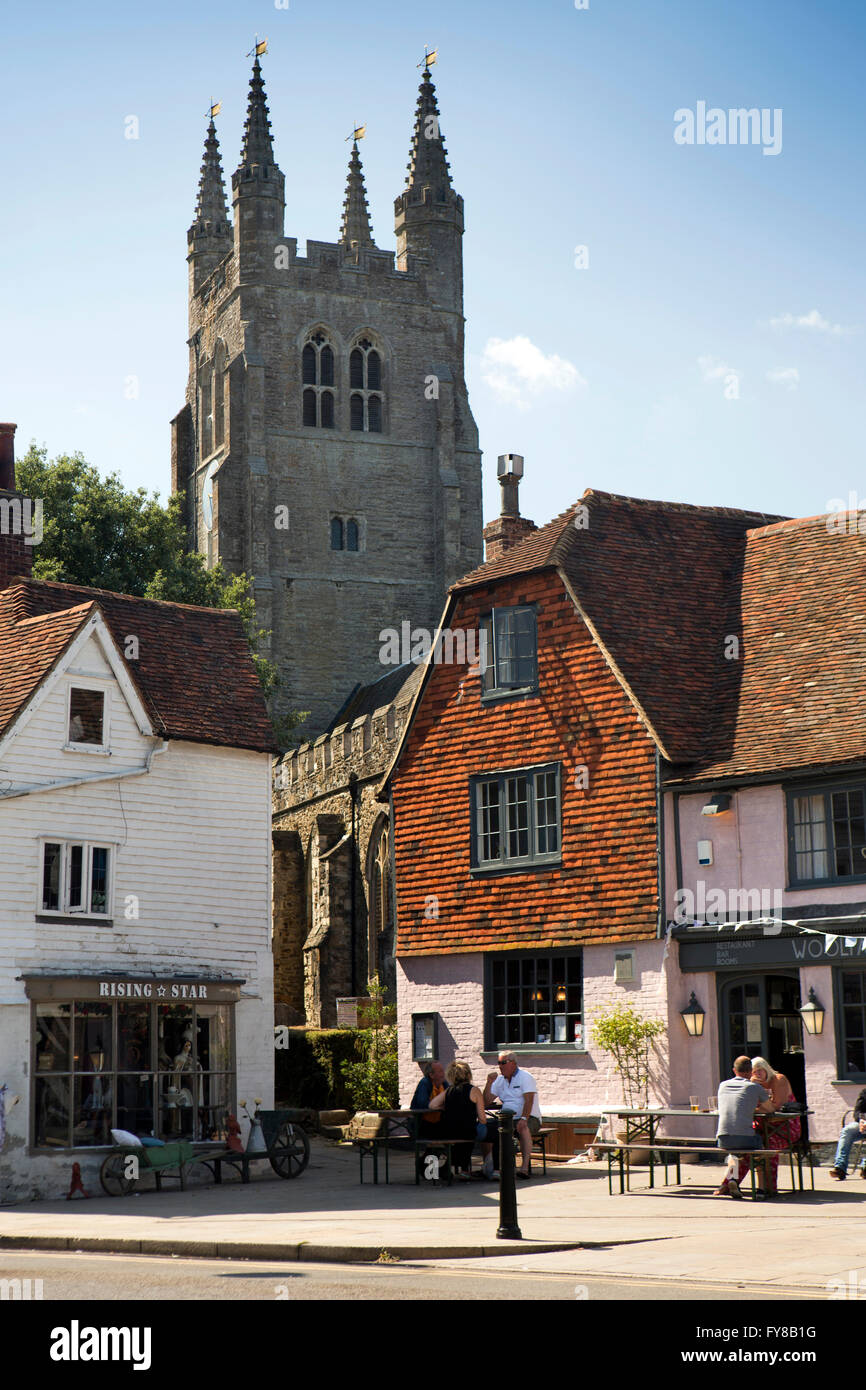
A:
[213,341,226,449]
[330,517,344,550]
[346,519,359,552]
[302,331,337,427]
[349,338,385,433]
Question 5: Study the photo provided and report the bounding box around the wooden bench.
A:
[531,1127,555,1174]
[593,1141,813,1196]
[414,1138,463,1185]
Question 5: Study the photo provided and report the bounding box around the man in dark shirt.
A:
[829,1088,866,1180]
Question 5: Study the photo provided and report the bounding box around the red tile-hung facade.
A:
[391,566,660,958]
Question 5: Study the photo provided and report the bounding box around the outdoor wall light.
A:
[701,793,732,816]
[799,987,825,1036]
[680,992,706,1037]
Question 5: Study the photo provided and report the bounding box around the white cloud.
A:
[768,309,851,335]
[697,355,740,383]
[480,335,586,410]
[766,367,800,391]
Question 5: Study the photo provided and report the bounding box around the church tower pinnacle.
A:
[339,139,376,252]
[188,116,231,295]
[394,59,464,316]
[231,56,285,269]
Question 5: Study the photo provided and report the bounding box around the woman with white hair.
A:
[734,1056,799,1196]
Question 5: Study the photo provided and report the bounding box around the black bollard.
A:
[496,1111,522,1240]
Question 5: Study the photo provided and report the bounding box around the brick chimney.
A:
[0,423,15,491]
[0,423,35,590]
[482,454,537,561]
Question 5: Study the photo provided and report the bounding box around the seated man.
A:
[829,1085,866,1180]
[483,1050,542,1179]
[410,1060,447,1140]
[714,1055,775,1199]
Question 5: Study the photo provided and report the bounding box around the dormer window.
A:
[302,332,336,428]
[349,338,384,433]
[68,688,105,747]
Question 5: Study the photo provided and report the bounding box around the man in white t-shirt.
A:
[483,1051,542,1179]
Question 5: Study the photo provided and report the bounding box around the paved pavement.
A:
[0,1140,863,1294]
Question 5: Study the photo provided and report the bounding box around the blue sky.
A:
[1,0,864,528]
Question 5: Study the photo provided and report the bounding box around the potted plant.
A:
[591,1004,665,1163]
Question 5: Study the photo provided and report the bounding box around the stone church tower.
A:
[171,57,483,735]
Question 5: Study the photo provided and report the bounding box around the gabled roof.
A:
[0,579,277,753]
[454,489,786,767]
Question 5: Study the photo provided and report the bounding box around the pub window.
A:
[68,687,105,746]
[480,605,538,699]
[788,783,866,886]
[836,970,866,1080]
[301,331,337,427]
[486,951,583,1049]
[31,994,235,1149]
[348,337,385,432]
[39,840,113,918]
[470,763,561,872]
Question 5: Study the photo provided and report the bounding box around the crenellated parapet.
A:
[273,685,413,812]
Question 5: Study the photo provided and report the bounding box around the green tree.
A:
[340,977,398,1111]
[15,444,308,741]
[591,1004,665,1107]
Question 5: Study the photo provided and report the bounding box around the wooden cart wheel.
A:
[269,1122,310,1179]
[99,1152,137,1197]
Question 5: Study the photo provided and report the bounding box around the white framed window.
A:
[66,685,109,751]
[39,840,113,918]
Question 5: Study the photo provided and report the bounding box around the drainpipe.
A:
[0,740,169,799]
[349,772,358,995]
[656,749,667,938]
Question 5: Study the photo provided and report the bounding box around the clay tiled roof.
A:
[0,579,276,753]
[668,513,866,781]
[453,489,866,781]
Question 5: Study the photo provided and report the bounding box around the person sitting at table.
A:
[410,1060,447,1140]
[428,1061,488,1180]
[828,1085,866,1180]
[738,1056,799,1196]
[483,1050,542,1179]
[714,1055,775,1199]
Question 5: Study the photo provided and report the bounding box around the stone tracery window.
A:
[368,819,394,979]
[302,331,336,428]
[349,338,384,433]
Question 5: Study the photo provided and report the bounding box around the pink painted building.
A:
[386,478,866,1147]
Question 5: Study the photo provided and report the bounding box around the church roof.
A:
[327,662,423,732]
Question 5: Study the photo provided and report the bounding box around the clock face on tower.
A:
[202,461,219,531]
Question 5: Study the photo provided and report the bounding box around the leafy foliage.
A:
[591,1003,665,1107]
[340,977,398,1111]
[274,1028,358,1110]
[15,444,309,742]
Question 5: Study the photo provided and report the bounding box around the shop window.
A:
[39,840,112,918]
[788,783,866,886]
[31,995,236,1149]
[480,605,538,699]
[470,763,561,871]
[485,951,583,1049]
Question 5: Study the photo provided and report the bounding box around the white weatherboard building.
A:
[0,522,276,1200]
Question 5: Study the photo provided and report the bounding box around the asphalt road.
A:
[0,1250,820,1301]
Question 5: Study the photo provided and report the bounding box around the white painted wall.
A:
[0,629,273,1200]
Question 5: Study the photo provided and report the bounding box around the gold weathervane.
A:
[418,46,438,71]
[247,36,268,58]
[345,124,367,142]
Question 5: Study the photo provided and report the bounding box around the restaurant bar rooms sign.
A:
[22,975,244,1002]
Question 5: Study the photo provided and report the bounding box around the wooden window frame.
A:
[786,780,866,888]
[469,762,561,874]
